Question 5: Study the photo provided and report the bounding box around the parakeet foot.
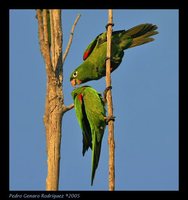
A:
[105,56,112,62]
[105,23,114,30]
[103,86,112,103]
[105,115,115,124]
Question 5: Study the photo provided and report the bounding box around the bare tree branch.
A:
[36,10,44,48]
[63,103,74,113]
[37,9,79,191]
[62,14,81,64]
[49,10,55,70]
[106,9,115,191]
[52,10,62,71]
[36,9,53,77]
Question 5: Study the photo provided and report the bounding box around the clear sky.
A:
[10,9,178,191]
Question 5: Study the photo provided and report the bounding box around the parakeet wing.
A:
[82,34,100,61]
[82,87,106,185]
[73,89,92,156]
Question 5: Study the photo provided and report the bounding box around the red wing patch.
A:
[83,50,91,60]
[77,94,83,103]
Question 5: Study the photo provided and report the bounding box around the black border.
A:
[3,0,187,198]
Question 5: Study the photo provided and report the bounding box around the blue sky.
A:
[10,9,178,191]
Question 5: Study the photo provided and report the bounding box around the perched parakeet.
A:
[71,86,106,185]
[70,23,158,86]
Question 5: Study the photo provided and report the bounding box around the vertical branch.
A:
[52,10,62,71]
[36,9,53,77]
[36,9,79,191]
[106,9,115,191]
[49,10,55,69]
[37,9,63,191]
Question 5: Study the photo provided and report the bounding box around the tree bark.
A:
[36,9,76,191]
[44,77,64,191]
[106,9,115,191]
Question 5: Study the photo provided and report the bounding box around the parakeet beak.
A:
[71,79,76,87]
[70,79,82,87]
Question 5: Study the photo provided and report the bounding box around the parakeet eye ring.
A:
[73,71,78,78]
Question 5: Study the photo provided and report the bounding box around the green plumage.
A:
[71,86,106,185]
[70,23,158,86]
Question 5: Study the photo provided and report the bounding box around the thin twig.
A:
[106,9,115,191]
[62,14,81,64]
[63,103,74,113]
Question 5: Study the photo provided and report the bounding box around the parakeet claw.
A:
[105,115,115,124]
[105,56,112,62]
[103,86,112,103]
[105,22,114,30]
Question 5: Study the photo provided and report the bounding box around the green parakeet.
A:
[70,23,158,86]
[71,86,106,185]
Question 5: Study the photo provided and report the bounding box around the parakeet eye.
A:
[73,71,78,78]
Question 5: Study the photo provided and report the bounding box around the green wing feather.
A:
[82,87,106,185]
[124,23,158,48]
[72,87,92,156]
[70,23,158,84]
[72,86,106,185]
[83,35,100,60]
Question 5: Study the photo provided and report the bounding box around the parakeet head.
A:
[70,63,94,87]
[70,68,83,87]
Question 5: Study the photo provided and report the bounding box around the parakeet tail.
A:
[82,133,92,156]
[125,23,158,49]
[91,132,102,186]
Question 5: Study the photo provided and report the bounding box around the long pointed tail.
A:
[91,133,102,186]
[126,23,158,48]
